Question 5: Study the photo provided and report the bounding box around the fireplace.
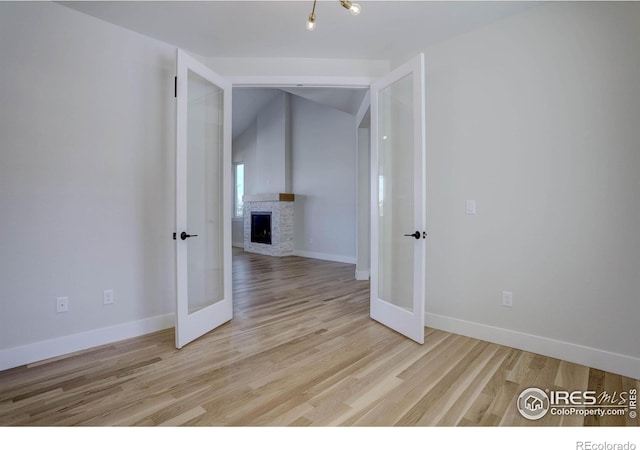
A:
[251,212,272,245]
[243,193,294,257]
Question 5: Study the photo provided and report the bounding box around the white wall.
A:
[232,121,257,245]
[232,121,258,191]
[231,92,291,246]
[0,2,176,368]
[233,92,290,197]
[417,2,640,377]
[255,92,289,194]
[291,96,357,263]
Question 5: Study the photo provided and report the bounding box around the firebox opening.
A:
[251,212,272,245]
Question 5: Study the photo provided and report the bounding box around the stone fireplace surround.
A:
[243,193,294,257]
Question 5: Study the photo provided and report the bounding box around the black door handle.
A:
[404,231,421,240]
[180,231,198,240]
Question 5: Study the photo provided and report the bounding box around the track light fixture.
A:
[306,0,362,31]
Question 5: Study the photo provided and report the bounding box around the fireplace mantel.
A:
[243,193,295,203]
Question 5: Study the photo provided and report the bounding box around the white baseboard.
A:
[426,312,639,380]
[355,269,370,280]
[4,308,636,380]
[232,242,245,248]
[0,313,174,371]
[293,250,356,265]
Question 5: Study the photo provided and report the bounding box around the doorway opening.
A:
[231,85,370,279]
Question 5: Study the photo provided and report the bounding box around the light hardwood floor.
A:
[1,249,638,426]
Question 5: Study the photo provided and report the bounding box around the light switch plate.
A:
[465,200,477,215]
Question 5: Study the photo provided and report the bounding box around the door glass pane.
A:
[187,69,224,314]
[377,74,414,312]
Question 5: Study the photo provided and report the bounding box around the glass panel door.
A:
[370,54,426,343]
[175,49,232,349]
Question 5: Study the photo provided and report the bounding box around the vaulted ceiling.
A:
[233,87,368,140]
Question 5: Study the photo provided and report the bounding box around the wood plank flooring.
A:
[0,249,638,426]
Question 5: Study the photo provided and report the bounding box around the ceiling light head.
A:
[340,0,361,16]
[306,12,316,31]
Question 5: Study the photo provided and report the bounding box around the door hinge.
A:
[174,76,177,98]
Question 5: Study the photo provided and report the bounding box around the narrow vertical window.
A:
[234,163,244,218]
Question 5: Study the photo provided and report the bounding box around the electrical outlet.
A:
[103,289,114,305]
[502,291,513,307]
[56,297,69,313]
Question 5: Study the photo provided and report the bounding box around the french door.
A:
[174,49,232,349]
[370,54,426,344]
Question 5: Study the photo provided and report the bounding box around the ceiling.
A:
[60,1,540,61]
[280,86,367,116]
[59,1,539,139]
[233,87,367,140]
